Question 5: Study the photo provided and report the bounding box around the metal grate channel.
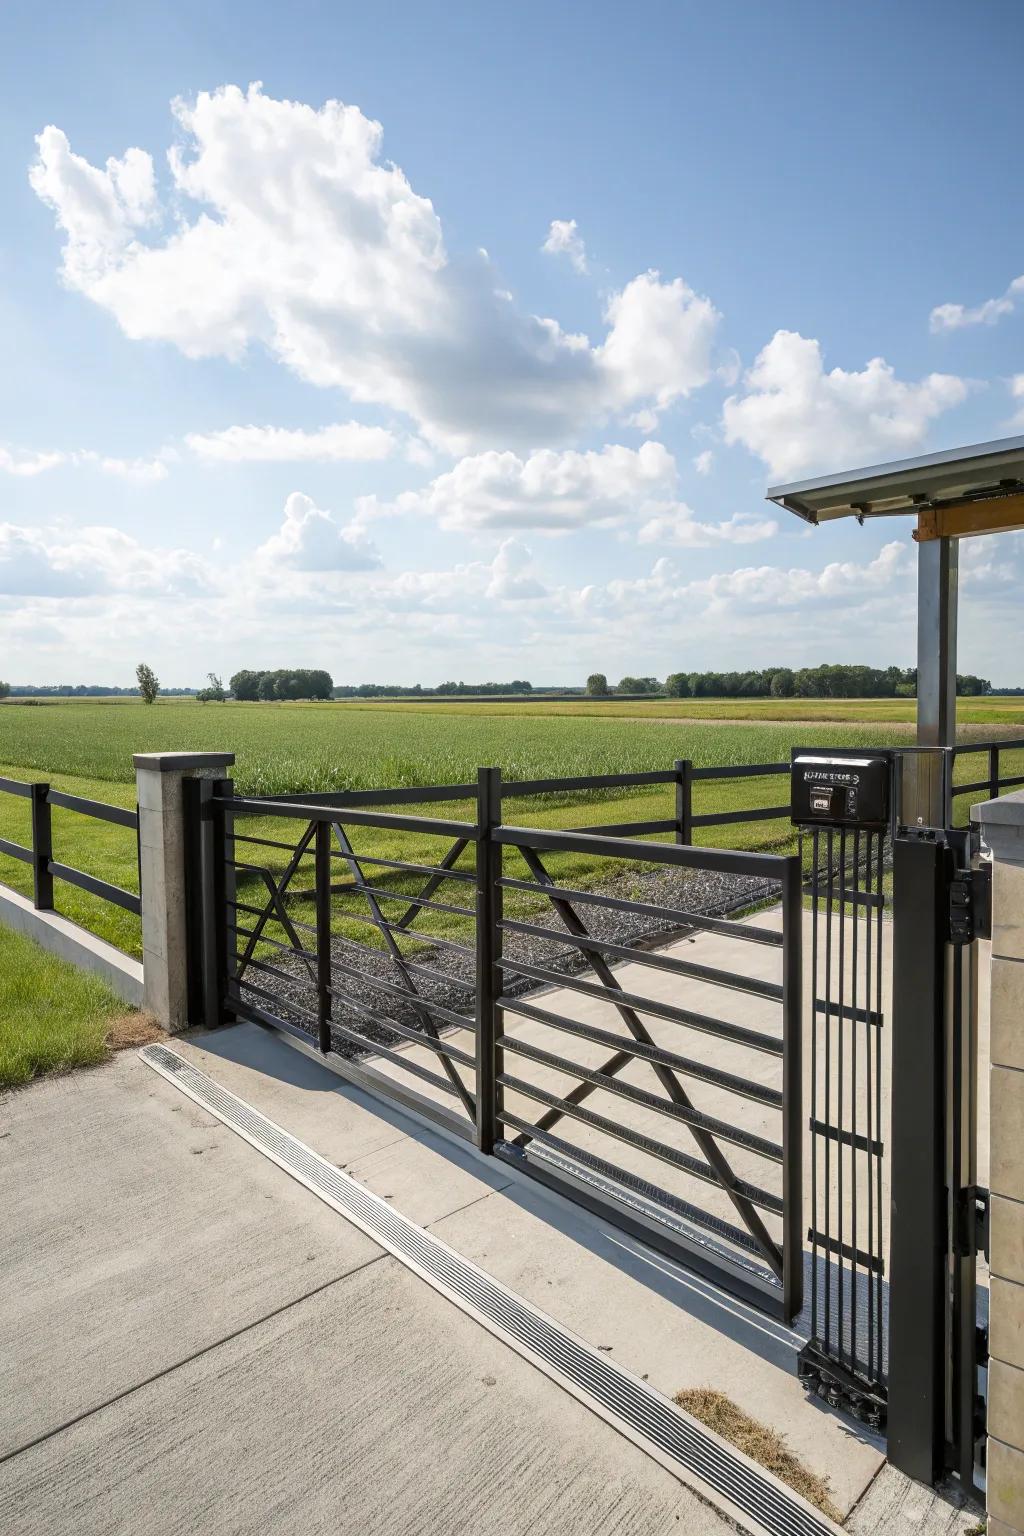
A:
[141,1043,838,1536]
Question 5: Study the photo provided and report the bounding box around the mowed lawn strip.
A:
[0,923,158,1088]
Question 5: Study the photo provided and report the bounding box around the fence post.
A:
[475,766,502,1154]
[675,759,693,845]
[30,781,53,910]
[134,751,235,1032]
[315,819,333,1054]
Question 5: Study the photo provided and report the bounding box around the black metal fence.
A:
[0,775,140,918]
[944,736,1024,826]
[194,763,805,1321]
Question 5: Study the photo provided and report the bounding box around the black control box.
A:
[791,752,890,830]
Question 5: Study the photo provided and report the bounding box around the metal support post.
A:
[907,537,959,826]
[780,854,804,1321]
[887,830,948,1483]
[315,819,333,1054]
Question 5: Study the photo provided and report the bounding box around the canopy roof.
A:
[766,434,1024,524]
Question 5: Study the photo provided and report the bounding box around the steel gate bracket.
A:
[948,865,991,945]
[954,1185,990,1262]
[796,1341,887,1429]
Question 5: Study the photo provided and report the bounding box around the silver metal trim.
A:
[140,1042,840,1536]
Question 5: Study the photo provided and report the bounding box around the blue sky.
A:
[1,0,1021,686]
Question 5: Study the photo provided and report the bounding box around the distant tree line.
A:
[332,679,533,698]
[6,683,196,696]
[230,669,334,701]
[585,665,992,698]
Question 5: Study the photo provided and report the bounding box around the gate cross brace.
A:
[330,821,477,1121]
[511,845,783,1278]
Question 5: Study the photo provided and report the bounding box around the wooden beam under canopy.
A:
[914,492,1024,542]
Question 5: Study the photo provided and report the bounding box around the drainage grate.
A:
[141,1043,838,1536]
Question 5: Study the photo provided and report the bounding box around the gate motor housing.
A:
[791,752,891,831]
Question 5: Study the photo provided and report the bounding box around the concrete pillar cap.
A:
[973,790,1024,866]
[133,751,235,772]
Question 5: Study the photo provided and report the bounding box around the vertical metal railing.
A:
[800,821,888,1424]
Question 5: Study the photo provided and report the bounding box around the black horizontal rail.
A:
[498,994,784,1107]
[0,776,33,798]
[951,736,1024,754]
[324,1017,469,1102]
[567,818,678,838]
[498,1071,783,1213]
[226,795,480,840]
[0,835,32,863]
[327,953,475,1032]
[326,992,477,1067]
[499,1034,783,1162]
[503,770,676,795]
[496,823,791,879]
[496,954,785,1055]
[266,782,477,806]
[951,774,1024,796]
[692,762,789,780]
[498,915,784,1001]
[46,790,138,829]
[47,861,141,915]
[332,882,476,920]
[497,1110,771,1258]
[690,804,790,828]
[498,875,784,945]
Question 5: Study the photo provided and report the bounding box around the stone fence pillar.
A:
[134,751,234,1032]
[973,789,1024,1535]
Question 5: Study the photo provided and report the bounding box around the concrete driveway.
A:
[0,1051,734,1536]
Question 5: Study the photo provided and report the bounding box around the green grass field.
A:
[1,696,1021,958]
[0,923,155,1087]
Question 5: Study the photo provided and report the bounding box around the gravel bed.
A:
[236,863,782,1059]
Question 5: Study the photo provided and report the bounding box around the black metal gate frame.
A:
[192,768,805,1323]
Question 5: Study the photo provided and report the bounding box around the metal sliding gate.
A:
[187,768,805,1323]
[184,740,1006,1494]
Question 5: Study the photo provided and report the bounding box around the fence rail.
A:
[0,775,140,917]
[237,757,796,848]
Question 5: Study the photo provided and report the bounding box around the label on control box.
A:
[791,752,890,830]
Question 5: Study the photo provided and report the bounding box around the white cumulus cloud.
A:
[185,421,397,463]
[637,508,777,547]
[722,330,968,480]
[0,445,167,481]
[31,84,721,452]
[930,275,1024,333]
[255,492,382,571]
[359,441,679,533]
[542,218,588,274]
[0,523,207,597]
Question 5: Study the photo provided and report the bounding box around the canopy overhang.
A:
[767,433,1024,539]
[764,434,1024,820]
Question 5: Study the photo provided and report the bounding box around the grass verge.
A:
[674,1386,841,1521]
[0,923,159,1088]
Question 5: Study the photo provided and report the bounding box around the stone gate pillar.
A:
[973,789,1024,1535]
[134,751,234,1032]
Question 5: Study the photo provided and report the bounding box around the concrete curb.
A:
[0,881,143,1006]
